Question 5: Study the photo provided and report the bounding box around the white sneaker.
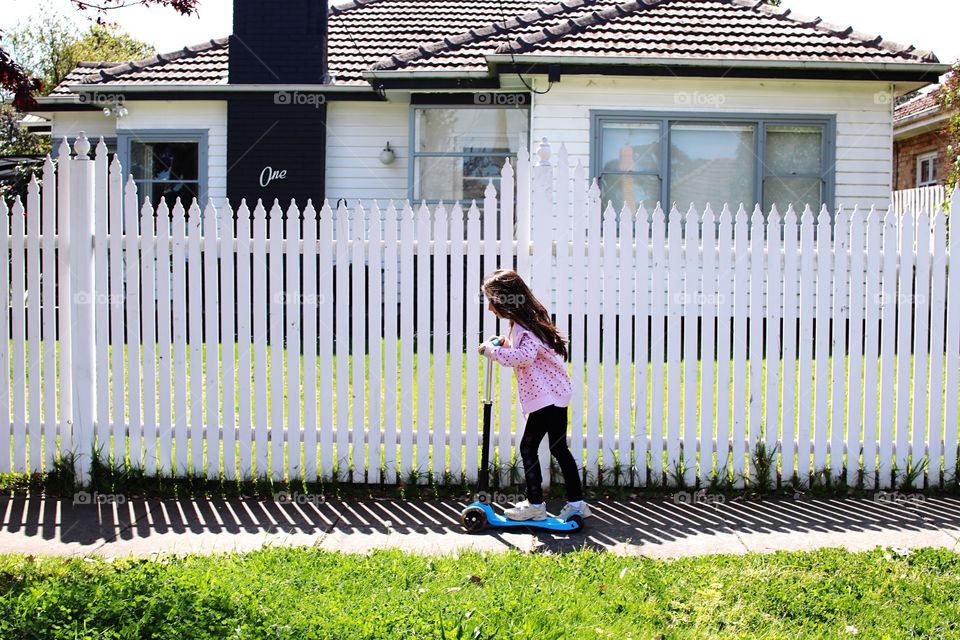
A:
[558,501,592,521]
[503,500,547,521]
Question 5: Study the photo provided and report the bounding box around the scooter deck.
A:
[465,502,581,531]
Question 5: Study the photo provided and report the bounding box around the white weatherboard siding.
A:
[325,100,409,206]
[530,76,894,212]
[52,101,228,207]
[51,112,117,144]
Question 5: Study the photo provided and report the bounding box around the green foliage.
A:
[941,65,960,195]
[748,439,778,494]
[6,2,154,96]
[1,547,959,638]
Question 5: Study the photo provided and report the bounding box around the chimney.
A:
[229,0,328,84]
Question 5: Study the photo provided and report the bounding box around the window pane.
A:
[669,123,755,211]
[918,156,937,186]
[600,174,660,212]
[765,126,822,175]
[763,176,821,214]
[131,141,200,181]
[417,108,528,154]
[600,122,660,173]
[415,155,510,202]
[151,181,199,209]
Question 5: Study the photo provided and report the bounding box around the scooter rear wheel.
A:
[460,506,488,532]
[567,514,585,532]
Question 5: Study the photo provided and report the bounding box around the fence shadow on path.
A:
[2,495,958,557]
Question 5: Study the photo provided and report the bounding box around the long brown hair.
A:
[481,269,568,360]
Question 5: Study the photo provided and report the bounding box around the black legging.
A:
[519,404,584,504]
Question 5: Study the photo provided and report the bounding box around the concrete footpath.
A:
[2,494,959,559]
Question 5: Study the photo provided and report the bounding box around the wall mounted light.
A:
[379,141,396,165]
[102,105,128,118]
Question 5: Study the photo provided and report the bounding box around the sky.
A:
[4,0,959,67]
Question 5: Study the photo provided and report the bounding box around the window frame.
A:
[590,110,836,215]
[408,104,531,203]
[916,151,938,188]
[117,129,209,209]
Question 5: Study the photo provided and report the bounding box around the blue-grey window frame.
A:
[408,104,531,203]
[117,129,209,208]
[589,110,836,215]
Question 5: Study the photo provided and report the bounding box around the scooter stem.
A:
[477,337,500,495]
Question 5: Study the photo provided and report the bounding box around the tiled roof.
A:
[894,89,945,121]
[48,0,940,96]
[50,62,118,96]
[328,0,546,84]
[374,0,939,72]
[49,38,229,94]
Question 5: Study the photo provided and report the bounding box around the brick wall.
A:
[893,128,950,190]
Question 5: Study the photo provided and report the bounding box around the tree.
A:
[0,103,48,156]
[941,65,960,195]
[7,7,156,98]
[1,0,198,108]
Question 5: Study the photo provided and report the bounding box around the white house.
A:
[30,0,947,215]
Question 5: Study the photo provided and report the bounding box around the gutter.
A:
[362,70,492,80]
[483,54,951,76]
[893,111,952,138]
[62,83,376,93]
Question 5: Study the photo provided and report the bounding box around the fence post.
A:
[531,138,553,490]
[530,138,553,298]
[69,133,97,485]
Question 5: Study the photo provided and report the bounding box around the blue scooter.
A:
[459,338,584,533]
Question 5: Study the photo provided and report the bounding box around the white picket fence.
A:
[3,133,960,491]
[893,185,947,217]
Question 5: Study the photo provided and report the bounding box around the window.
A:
[592,112,834,217]
[411,106,529,202]
[917,152,938,187]
[118,130,207,209]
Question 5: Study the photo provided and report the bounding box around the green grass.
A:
[1,546,959,639]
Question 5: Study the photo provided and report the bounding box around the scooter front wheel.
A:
[460,506,488,532]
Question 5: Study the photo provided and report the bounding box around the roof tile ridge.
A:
[329,0,389,18]
[740,0,939,63]
[371,0,598,71]
[88,37,230,84]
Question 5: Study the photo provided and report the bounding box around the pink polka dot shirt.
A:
[483,321,573,416]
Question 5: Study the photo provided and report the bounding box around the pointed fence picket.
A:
[3,134,959,495]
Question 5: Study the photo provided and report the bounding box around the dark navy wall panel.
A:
[226,94,327,206]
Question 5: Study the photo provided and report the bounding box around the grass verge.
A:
[1,546,958,639]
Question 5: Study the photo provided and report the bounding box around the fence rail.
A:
[3,133,960,492]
